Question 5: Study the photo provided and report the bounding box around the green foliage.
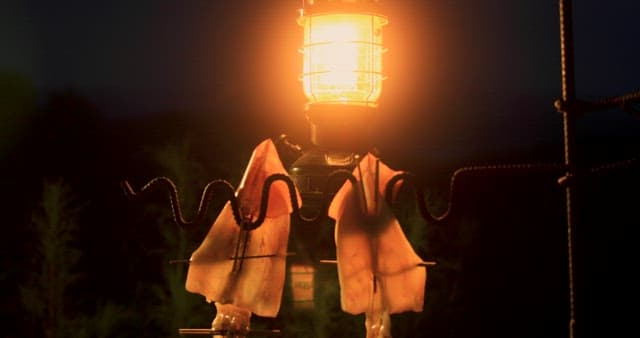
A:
[142,138,215,335]
[20,180,150,338]
[313,267,365,338]
[387,185,479,337]
[280,264,365,338]
[71,303,139,338]
[20,179,82,338]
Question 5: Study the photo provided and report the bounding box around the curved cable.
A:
[121,177,239,228]
[121,170,362,231]
[123,163,571,230]
[385,163,565,225]
[594,90,640,116]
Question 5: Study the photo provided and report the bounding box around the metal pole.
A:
[558,1,578,337]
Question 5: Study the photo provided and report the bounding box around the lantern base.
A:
[287,146,358,267]
[306,104,376,153]
[288,146,360,215]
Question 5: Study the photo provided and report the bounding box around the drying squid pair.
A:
[185,139,426,337]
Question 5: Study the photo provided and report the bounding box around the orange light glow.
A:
[299,12,387,108]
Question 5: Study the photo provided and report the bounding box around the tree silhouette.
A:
[20,179,82,338]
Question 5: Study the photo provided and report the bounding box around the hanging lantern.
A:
[296,0,388,150]
[298,0,388,109]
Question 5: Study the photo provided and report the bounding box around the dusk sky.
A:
[2,0,639,161]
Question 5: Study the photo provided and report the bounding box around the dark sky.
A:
[2,0,639,162]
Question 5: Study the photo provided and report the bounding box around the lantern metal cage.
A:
[298,11,387,108]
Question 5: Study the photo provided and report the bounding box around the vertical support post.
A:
[558,1,578,337]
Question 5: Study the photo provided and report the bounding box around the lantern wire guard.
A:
[298,0,387,151]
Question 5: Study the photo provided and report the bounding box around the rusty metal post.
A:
[557,1,578,337]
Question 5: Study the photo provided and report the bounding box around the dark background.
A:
[1,0,638,337]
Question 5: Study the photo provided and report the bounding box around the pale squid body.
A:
[185,139,300,330]
[328,153,426,337]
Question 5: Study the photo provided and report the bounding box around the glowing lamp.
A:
[299,1,387,109]
[297,0,388,150]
